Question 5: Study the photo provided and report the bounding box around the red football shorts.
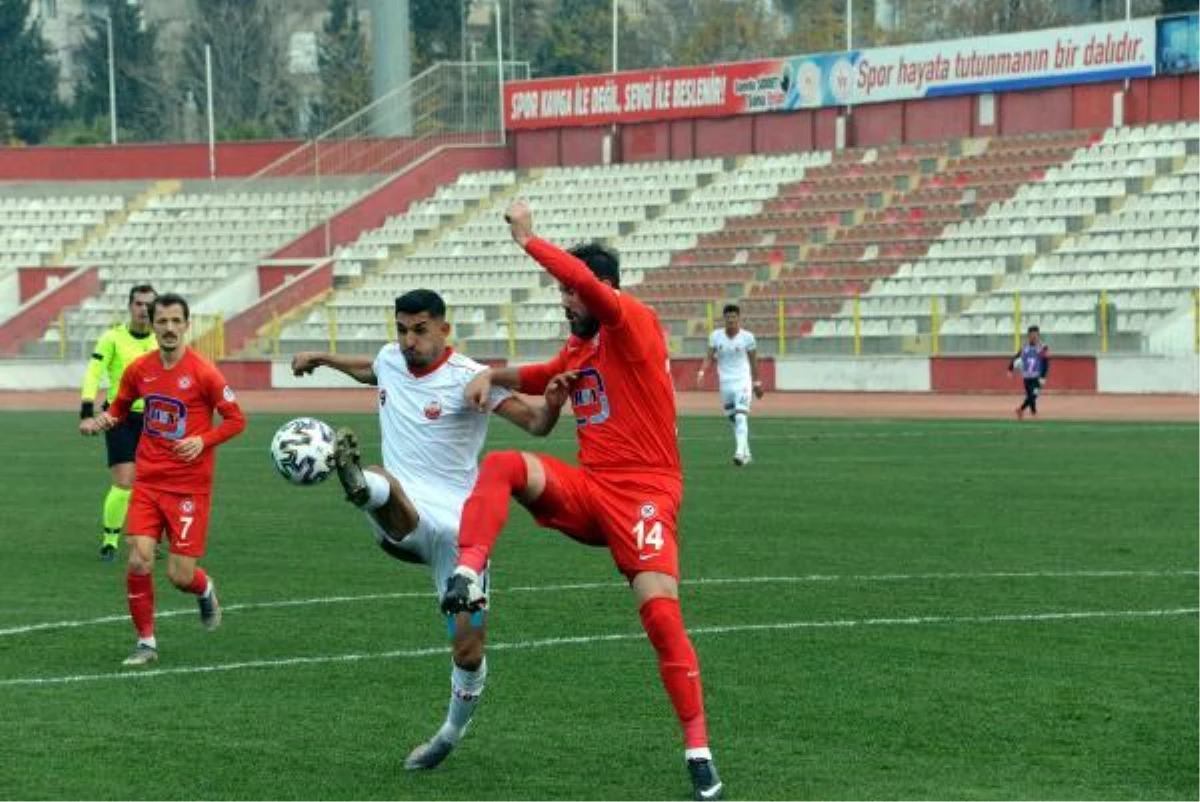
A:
[126,486,212,558]
[527,454,682,579]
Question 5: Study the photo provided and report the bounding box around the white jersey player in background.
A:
[291,289,570,771]
[697,303,764,466]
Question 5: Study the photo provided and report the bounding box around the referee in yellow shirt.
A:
[78,284,158,561]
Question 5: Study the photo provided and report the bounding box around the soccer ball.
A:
[270,417,336,486]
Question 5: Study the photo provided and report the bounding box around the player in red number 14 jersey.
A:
[440,200,723,801]
[81,293,246,666]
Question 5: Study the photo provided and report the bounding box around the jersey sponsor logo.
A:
[144,394,187,440]
[423,399,443,420]
[571,367,610,426]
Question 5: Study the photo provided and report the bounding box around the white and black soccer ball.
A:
[270,417,336,486]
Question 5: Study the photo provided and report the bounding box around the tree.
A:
[181,0,295,140]
[0,0,63,143]
[313,0,371,133]
[533,0,612,77]
[74,0,166,142]
[411,0,464,72]
[671,0,781,65]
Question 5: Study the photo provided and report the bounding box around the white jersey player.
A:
[697,303,764,466]
[290,289,569,772]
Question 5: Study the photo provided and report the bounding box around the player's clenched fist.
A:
[291,352,322,376]
[544,370,578,410]
[503,199,534,246]
[464,369,495,412]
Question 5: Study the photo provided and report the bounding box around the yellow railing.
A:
[1099,289,1109,354]
[776,297,785,355]
[852,292,861,356]
[190,314,225,361]
[1012,290,1022,353]
[930,295,940,356]
[1194,288,1199,354]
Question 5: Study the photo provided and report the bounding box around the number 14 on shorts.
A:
[633,518,664,554]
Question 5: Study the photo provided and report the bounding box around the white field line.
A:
[202,422,1198,457]
[1,606,1195,688]
[1,569,1195,638]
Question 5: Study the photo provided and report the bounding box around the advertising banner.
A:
[504,18,1159,129]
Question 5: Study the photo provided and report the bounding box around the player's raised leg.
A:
[442,450,543,613]
[334,426,422,546]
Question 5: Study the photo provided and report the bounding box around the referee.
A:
[78,284,157,561]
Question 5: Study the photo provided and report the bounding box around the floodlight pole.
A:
[612,0,618,73]
[205,44,216,180]
[105,13,117,144]
[495,0,505,145]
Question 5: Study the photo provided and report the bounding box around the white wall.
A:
[193,270,259,319]
[1097,355,1200,394]
[0,359,88,390]
[0,270,18,322]
[776,356,931,392]
[270,361,370,389]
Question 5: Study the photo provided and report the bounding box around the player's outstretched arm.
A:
[465,367,523,411]
[505,199,622,325]
[494,392,561,437]
[291,351,377,385]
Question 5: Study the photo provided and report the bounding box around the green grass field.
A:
[0,410,1196,800]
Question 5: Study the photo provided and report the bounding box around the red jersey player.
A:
[81,293,246,666]
[441,200,723,800]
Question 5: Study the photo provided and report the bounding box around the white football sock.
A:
[439,658,487,744]
[733,413,749,455]
[362,470,391,510]
[685,746,713,762]
[137,636,157,649]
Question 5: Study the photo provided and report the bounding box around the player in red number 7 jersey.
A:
[441,199,723,801]
[80,293,246,667]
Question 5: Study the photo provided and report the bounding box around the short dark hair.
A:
[151,292,190,321]
[568,242,620,289]
[128,284,156,303]
[723,303,741,316]
[1027,325,1040,334]
[395,289,446,319]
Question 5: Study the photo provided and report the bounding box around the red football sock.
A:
[126,571,155,640]
[185,567,209,596]
[639,596,709,749]
[457,451,527,574]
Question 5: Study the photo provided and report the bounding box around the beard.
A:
[568,315,600,339]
